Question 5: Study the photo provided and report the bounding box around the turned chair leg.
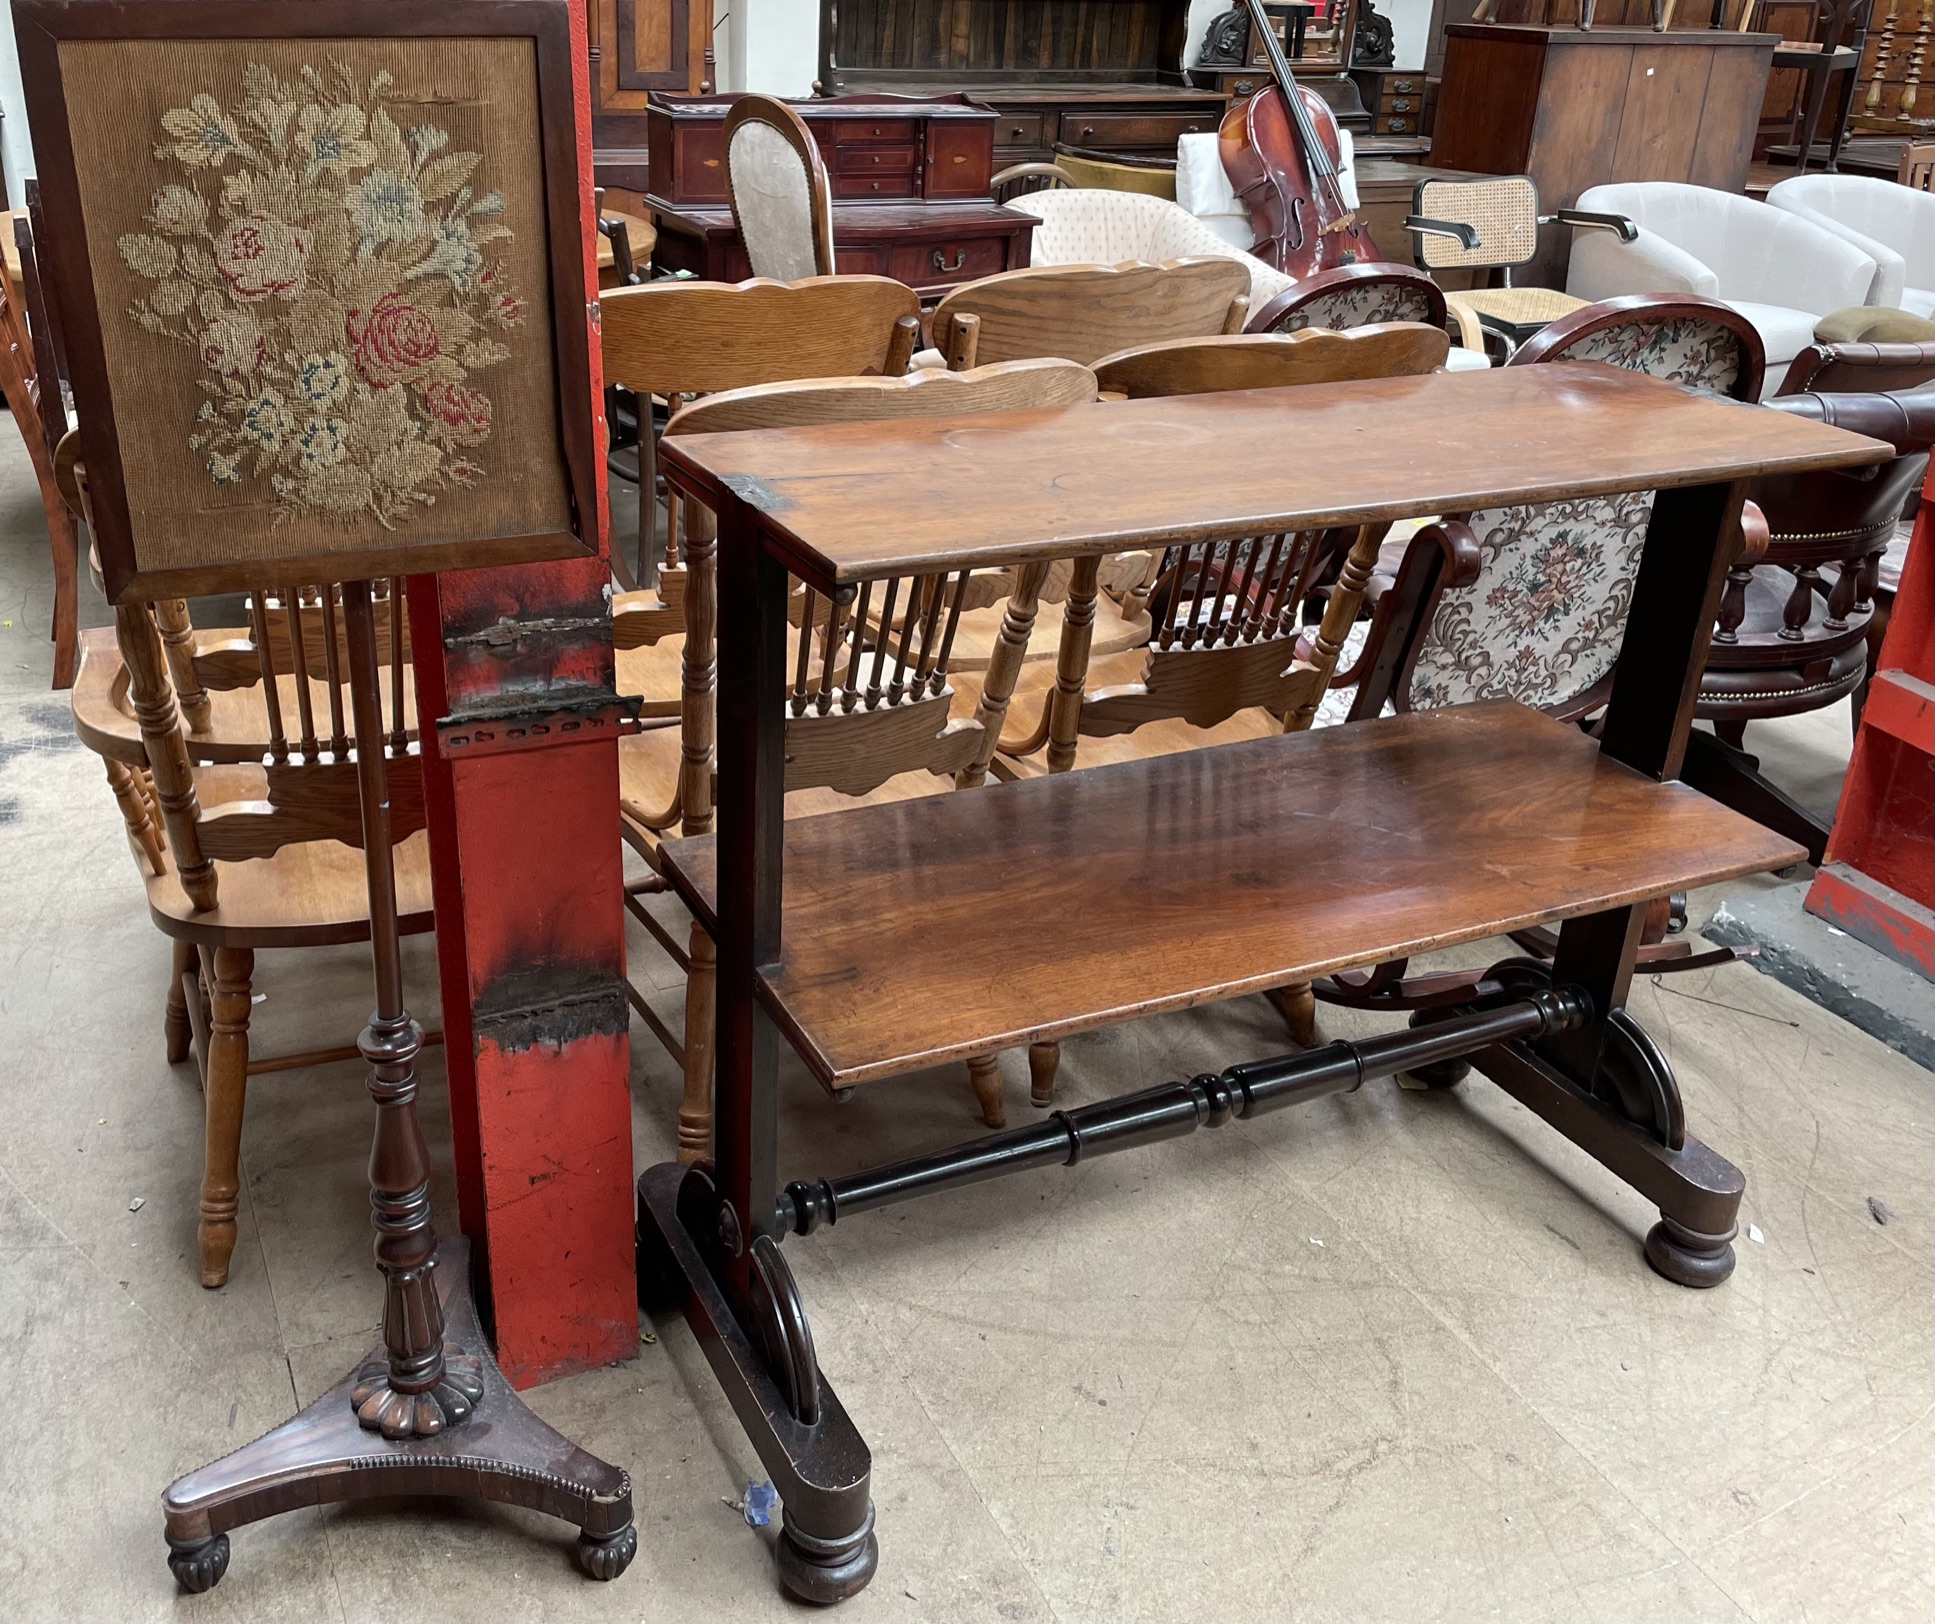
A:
[677,921,715,1165]
[1028,1041,1059,1108]
[199,946,253,1289]
[165,940,196,1064]
[966,1055,1006,1128]
[1270,982,1319,1049]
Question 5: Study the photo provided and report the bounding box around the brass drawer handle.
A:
[1393,77,1416,91]
[932,248,967,273]
[1386,117,1411,131]
[1390,97,1414,112]
[1234,77,1256,93]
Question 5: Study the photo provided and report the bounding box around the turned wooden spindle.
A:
[1289,522,1392,731]
[1780,565,1821,640]
[248,592,290,764]
[958,560,1049,788]
[387,579,409,755]
[678,920,717,1164]
[680,504,719,836]
[115,600,217,911]
[104,756,166,874]
[1046,554,1102,773]
[319,589,349,758]
[340,579,482,1440]
[153,598,211,732]
[285,586,320,759]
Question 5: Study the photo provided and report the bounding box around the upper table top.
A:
[658,364,1885,591]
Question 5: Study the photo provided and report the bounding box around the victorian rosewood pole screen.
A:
[15,0,632,1590]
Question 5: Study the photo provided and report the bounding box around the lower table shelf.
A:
[661,700,1802,1088]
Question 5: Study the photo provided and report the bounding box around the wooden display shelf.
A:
[644,363,1886,1604]
[663,700,1801,1086]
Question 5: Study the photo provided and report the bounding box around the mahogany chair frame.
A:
[1245,261,1449,336]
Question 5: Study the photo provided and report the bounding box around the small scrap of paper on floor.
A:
[742,1479,777,1527]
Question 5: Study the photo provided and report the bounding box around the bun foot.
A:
[1645,1217,1736,1288]
[166,1532,230,1593]
[1397,1057,1470,1090]
[576,1521,637,1580]
[777,1505,878,1605]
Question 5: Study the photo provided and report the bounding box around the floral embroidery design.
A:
[119,62,525,525]
[1267,283,1435,333]
[1554,318,1749,397]
[1407,491,1656,713]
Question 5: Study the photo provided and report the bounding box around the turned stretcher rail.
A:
[779,984,1590,1235]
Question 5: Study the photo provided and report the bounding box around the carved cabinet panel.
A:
[591,0,713,190]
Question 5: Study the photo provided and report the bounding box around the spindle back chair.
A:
[600,273,922,630]
[989,325,1450,1099]
[65,452,431,1291]
[618,360,1099,1157]
[930,257,1252,370]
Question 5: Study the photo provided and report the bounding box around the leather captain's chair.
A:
[1683,386,1935,863]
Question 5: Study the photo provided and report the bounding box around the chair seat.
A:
[1458,287,1589,327]
[614,632,689,718]
[1698,643,1867,720]
[144,826,434,948]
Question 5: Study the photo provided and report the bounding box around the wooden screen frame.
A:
[15,0,598,603]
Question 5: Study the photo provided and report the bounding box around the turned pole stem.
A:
[342,579,445,1397]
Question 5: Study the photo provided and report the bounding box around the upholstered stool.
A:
[1813,306,1935,345]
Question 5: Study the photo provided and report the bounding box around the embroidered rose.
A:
[122,61,523,525]
[420,380,491,447]
[296,351,351,409]
[214,212,310,301]
[149,184,209,236]
[346,293,440,387]
[345,168,427,250]
[198,309,267,377]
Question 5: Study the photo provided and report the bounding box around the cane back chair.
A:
[620,359,1100,1156]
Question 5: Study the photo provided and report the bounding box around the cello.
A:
[1217,0,1377,279]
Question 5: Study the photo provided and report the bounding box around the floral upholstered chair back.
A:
[17,10,594,604]
[1248,264,1447,337]
[1398,298,1762,718]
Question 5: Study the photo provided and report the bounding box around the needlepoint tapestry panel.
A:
[59,36,573,583]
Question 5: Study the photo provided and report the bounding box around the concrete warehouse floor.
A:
[0,424,1928,1624]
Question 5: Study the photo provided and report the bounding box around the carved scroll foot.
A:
[777,1504,879,1605]
[350,1350,486,1439]
[165,1532,229,1594]
[1644,1217,1737,1289]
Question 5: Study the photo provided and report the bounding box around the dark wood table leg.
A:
[160,582,636,1591]
[636,496,878,1604]
[1472,481,1753,1287]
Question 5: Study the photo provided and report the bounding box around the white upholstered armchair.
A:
[1766,174,1935,319]
[1006,187,1295,309]
[1566,182,1876,397]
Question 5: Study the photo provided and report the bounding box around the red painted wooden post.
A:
[406,0,638,1387]
[1805,467,1934,979]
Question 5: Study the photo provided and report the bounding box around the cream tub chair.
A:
[1766,173,1935,320]
[1567,181,1876,398]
